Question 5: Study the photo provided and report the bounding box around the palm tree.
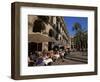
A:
[72,22,84,51]
[73,22,82,33]
[82,31,87,51]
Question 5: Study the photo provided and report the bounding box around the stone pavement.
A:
[52,51,88,65]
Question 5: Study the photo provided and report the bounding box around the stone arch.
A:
[49,29,54,37]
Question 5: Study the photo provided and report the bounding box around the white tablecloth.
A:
[43,58,53,65]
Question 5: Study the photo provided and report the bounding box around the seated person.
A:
[52,51,60,62]
[49,50,54,58]
[36,52,44,66]
[59,50,65,62]
[42,52,53,66]
[36,56,44,66]
[64,49,69,58]
[54,51,60,59]
[28,54,34,66]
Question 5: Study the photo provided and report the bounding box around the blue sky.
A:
[63,17,88,36]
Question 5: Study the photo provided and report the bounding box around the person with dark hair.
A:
[35,52,44,66]
[64,49,69,58]
[59,50,65,62]
[28,52,34,66]
[67,48,70,55]
[52,51,60,62]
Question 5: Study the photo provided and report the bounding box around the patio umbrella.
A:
[28,32,56,51]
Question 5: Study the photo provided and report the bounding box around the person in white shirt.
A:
[52,51,60,62]
[43,51,53,66]
[59,50,65,62]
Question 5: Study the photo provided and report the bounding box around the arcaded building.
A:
[28,15,69,53]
